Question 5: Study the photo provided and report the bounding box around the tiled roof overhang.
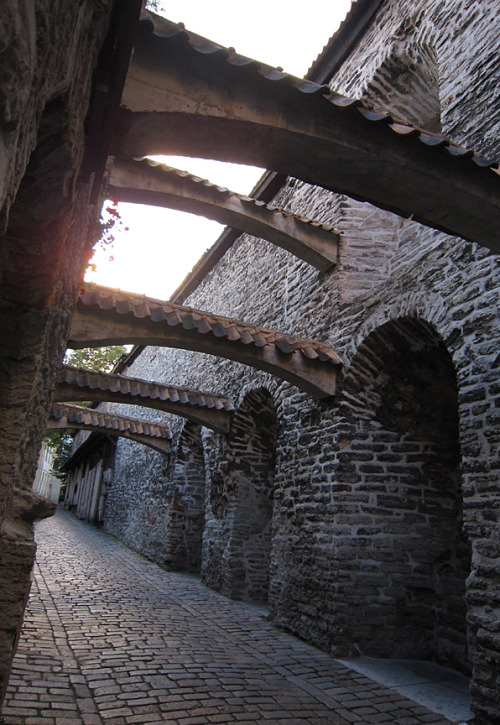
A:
[108,159,338,271]
[57,365,234,435]
[112,13,500,251]
[69,286,342,399]
[60,429,113,472]
[47,403,171,455]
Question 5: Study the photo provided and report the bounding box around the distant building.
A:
[32,443,63,504]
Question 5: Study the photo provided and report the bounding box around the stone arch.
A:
[165,422,207,573]
[203,388,278,603]
[335,317,471,674]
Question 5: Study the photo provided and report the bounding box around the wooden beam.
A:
[108,159,338,271]
[69,287,341,399]
[56,366,233,435]
[47,404,171,455]
[112,17,500,251]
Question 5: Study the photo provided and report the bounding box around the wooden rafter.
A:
[57,365,234,435]
[47,403,171,455]
[69,286,341,399]
[111,15,500,251]
[108,158,338,271]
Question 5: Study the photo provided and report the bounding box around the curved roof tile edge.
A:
[59,365,235,411]
[78,286,342,366]
[51,403,172,440]
[139,159,340,234]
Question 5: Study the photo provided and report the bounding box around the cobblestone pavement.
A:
[3,510,454,725]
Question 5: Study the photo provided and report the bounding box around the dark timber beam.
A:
[112,15,500,251]
[108,159,338,271]
[57,365,234,435]
[68,286,342,399]
[47,404,172,455]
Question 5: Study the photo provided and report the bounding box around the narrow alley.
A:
[3,512,465,724]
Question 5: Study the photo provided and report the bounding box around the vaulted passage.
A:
[336,318,470,674]
[2,2,497,722]
[204,389,278,603]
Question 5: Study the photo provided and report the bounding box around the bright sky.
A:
[86,0,353,300]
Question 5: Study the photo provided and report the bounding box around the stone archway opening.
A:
[205,388,278,603]
[339,317,470,674]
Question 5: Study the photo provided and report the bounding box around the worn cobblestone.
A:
[2,512,453,724]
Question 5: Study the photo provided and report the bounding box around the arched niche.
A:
[165,422,207,573]
[336,317,470,674]
[204,388,278,603]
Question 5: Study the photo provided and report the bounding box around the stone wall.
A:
[272,318,469,672]
[0,0,114,707]
[168,423,206,572]
[101,1,499,721]
[202,388,278,602]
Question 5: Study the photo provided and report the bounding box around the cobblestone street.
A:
[3,511,456,725]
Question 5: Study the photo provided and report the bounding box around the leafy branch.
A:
[79,197,129,294]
